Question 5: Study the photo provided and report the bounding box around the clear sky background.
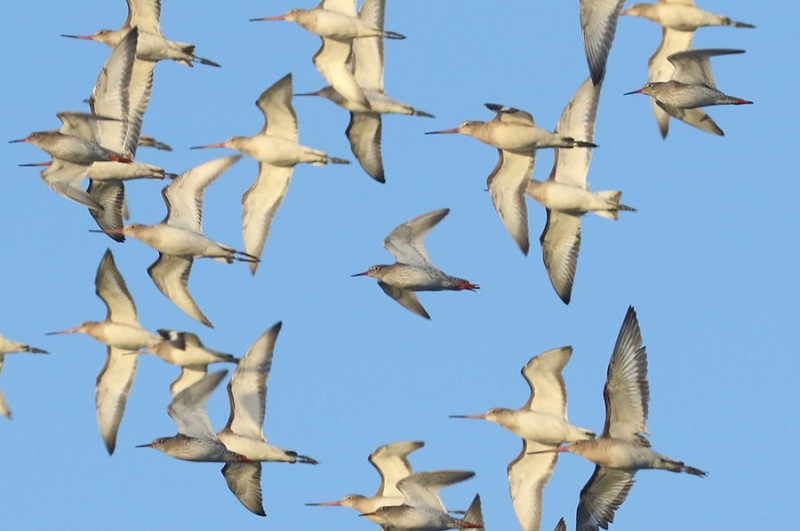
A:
[0,1,794,529]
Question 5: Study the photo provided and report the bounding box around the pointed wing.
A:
[369,440,424,498]
[383,208,449,266]
[256,73,298,141]
[222,462,266,516]
[655,101,723,136]
[521,347,573,418]
[40,159,101,211]
[580,0,625,84]
[163,154,242,231]
[96,346,138,454]
[668,49,745,88]
[321,0,357,15]
[128,0,162,33]
[88,180,126,242]
[346,112,384,182]
[168,369,227,439]
[377,282,430,319]
[314,38,370,110]
[0,388,9,419]
[463,493,484,529]
[122,59,155,156]
[241,163,294,272]
[648,28,695,138]
[222,323,281,441]
[95,248,139,325]
[508,441,559,531]
[603,306,650,443]
[148,254,212,328]
[397,470,475,511]
[550,78,600,188]
[56,111,101,139]
[488,149,534,255]
[170,365,209,396]
[485,103,536,126]
[353,0,385,91]
[576,466,636,531]
[90,28,137,158]
[540,210,582,305]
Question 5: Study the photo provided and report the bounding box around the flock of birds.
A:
[2,0,755,529]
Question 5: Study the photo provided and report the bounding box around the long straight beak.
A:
[351,271,369,277]
[250,15,286,21]
[528,446,568,455]
[305,501,343,507]
[61,33,94,40]
[190,142,226,149]
[46,327,80,335]
[135,443,153,448]
[19,161,52,167]
[424,128,460,135]
[8,138,29,143]
[449,414,487,420]
[89,229,125,235]
[293,91,322,97]
[624,88,645,96]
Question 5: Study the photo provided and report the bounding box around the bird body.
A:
[54,321,160,351]
[213,134,331,167]
[429,104,595,154]
[453,347,592,531]
[527,181,628,219]
[632,80,751,108]
[145,433,245,462]
[146,330,237,367]
[192,74,348,274]
[139,370,246,462]
[12,131,129,165]
[307,440,424,523]
[543,307,706,530]
[100,155,252,327]
[353,208,478,319]
[359,471,480,530]
[626,49,752,136]
[63,0,219,66]
[622,1,755,31]
[565,438,706,475]
[529,78,634,305]
[47,249,153,454]
[483,408,595,447]
[120,223,242,262]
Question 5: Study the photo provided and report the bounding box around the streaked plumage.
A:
[625,49,752,136]
[353,208,478,319]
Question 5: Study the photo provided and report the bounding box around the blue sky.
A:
[0,1,794,529]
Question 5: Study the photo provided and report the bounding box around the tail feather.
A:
[413,109,435,118]
[658,456,708,477]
